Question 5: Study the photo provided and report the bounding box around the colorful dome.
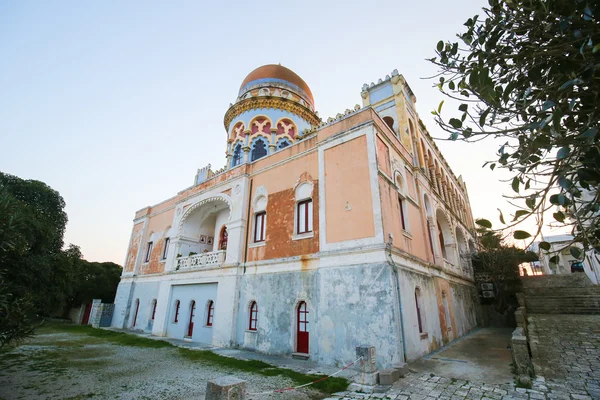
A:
[238,64,314,108]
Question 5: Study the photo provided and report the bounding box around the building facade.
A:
[533,234,600,284]
[111,65,479,368]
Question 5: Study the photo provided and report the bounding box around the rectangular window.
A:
[297,200,313,234]
[398,196,407,231]
[162,238,170,260]
[254,212,266,242]
[144,242,153,263]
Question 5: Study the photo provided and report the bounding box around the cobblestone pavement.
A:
[325,314,600,400]
[528,314,600,399]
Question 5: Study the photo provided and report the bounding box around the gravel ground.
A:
[0,330,325,400]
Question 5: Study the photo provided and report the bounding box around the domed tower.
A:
[224,64,320,169]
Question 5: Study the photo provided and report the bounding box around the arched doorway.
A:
[187,300,196,337]
[296,301,309,354]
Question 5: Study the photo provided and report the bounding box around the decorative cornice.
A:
[224,97,320,131]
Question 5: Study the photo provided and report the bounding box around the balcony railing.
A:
[176,250,225,271]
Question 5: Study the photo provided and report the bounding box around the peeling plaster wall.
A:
[397,267,478,361]
[124,223,144,273]
[127,281,161,332]
[234,262,402,369]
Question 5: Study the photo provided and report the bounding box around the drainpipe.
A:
[387,236,407,362]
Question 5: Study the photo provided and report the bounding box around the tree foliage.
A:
[0,172,122,347]
[430,0,600,254]
[472,228,538,314]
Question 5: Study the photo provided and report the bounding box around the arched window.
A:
[132,299,140,327]
[383,116,395,131]
[251,138,267,161]
[415,288,426,334]
[219,226,228,250]
[277,138,291,150]
[206,300,214,326]
[396,174,408,232]
[231,143,242,167]
[173,300,180,323]
[187,300,196,337]
[442,291,451,331]
[151,299,157,320]
[438,220,447,259]
[248,301,258,331]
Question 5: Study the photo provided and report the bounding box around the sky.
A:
[0,0,562,264]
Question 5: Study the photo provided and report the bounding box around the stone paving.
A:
[325,314,600,400]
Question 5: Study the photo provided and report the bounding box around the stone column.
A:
[205,376,246,400]
[242,146,250,163]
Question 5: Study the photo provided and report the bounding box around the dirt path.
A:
[0,327,326,400]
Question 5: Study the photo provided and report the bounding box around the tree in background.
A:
[472,228,538,316]
[0,172,122,347]
[430,0,600,262]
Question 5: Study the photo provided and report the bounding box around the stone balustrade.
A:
[176,250,225,271]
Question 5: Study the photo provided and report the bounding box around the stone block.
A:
[378,369,399,385]
[511,327,533,377]
[353,372,379,385]
[355,345,377,373]
[392,362,409,377]
[514,307,526,328]
[205,376,246,400]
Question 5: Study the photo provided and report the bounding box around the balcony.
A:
[176,250,225,271]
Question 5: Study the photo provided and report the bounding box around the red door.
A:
[187,301,196,337]
[81,303,92,325]
[297,301,309,354]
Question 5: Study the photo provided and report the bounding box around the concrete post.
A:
[511,327,533,378]
[205,376,246,400]
[354,346,378,385]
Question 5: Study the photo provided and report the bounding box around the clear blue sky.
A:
[2,0,541,264]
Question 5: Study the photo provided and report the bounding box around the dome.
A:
[238,64,314,107]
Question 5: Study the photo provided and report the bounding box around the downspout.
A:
[387,237,407,362]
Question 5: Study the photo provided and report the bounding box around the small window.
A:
[248,301,258,331]
[174,300,180,323]
[144,242,153,263]
[398,196,407,231]
[151,299,157,320]
[162,238,170,260]
[206,300,214,326]
[297,199,313,234]
[254,212,266,242]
